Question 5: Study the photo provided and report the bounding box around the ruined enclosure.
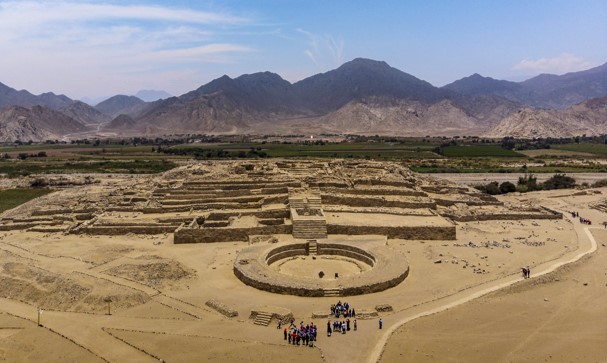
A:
[0,159,563,300]
[0,160,560,244]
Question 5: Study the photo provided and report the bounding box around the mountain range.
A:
[1,58,606,142]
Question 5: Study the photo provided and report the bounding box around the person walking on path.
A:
[526,266,531,278]
[379,318,383,329]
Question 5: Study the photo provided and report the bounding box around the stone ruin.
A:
[0,159,562,297]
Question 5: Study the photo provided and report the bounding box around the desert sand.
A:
[0,160,604,363]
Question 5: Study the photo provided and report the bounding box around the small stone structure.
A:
[205,299,238,317]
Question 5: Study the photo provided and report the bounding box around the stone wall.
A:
[71,225,177,235]
[233,241,410,297]
[354,180,415,188]
[205,299,238,317]
[326,225,456,240]
[321,188,427,197]
[174,225,293,243]
[442,208,562,222]
[31,208,96,216]
[321,194,436,209]
[206,209,289,221]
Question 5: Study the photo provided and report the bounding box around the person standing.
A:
[526,266,531,278]
[354,319,357,331]
[379,318,383,329]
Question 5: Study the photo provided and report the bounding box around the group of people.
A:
[327,318,357,336]
[330,301,355,318]
[521,266,531,279]
[283,321,318,347]
[570,211,593,225]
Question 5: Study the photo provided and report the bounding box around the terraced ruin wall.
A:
[174,225,293,243]
[321,188,427,197]
[443,211,562,222]
[326,225,456,240]
[71,225,178,235]
[321,194,436,209]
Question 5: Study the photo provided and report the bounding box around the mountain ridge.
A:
[1,58,607,140]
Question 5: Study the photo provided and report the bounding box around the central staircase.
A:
[308,240,318,255]
[289,188,328,239]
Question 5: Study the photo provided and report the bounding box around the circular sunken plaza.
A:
[234,238,409,297]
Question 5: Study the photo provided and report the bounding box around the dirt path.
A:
[367,212,598,363]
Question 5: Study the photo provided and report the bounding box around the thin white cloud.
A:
[297,28,345,70]
[513,53,596,74]
[0,1,247,28]
[0,0,255,98]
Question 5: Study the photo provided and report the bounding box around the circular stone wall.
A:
[233,240,409,297]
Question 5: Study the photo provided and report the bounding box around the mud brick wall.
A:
[174,225,293,243]
[321,188,427,197]
[326,225,456,240]
[206,209,289,221]
[31,208,96,216]
[261,195,289,205]
[353,180,415,188]
[434,199,503,207]
[443,211,562,222]
[71,225,177,235]
[0,223,39,231]
[321,194,436,209]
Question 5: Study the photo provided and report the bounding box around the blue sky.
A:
[0,0,606,99]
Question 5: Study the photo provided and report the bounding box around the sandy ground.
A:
[0,181,604,362]
[380,189,607,363]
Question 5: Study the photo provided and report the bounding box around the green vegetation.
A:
[163,142,441,160]
[439,145,524,157]
[475,173,577,195]
[0,160,177,177]
[2,137,607,176]
[551,143,607,155]
[0,189,52,213]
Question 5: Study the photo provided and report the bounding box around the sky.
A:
[0,0,606,100]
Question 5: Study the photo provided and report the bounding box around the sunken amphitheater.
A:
[0,159,561,298]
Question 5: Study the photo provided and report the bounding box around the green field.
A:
[440,145,525,157]
[166,142,441,159]
[2,140,606,176]
[551,143,607,155]
[0,159,178,176]
[0,189,52,213]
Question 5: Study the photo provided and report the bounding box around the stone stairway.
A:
[253,311,273,326]
[289,188,327,239]
[308,240,318,255]
[323,288,341,297]
[293,220,327,239]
